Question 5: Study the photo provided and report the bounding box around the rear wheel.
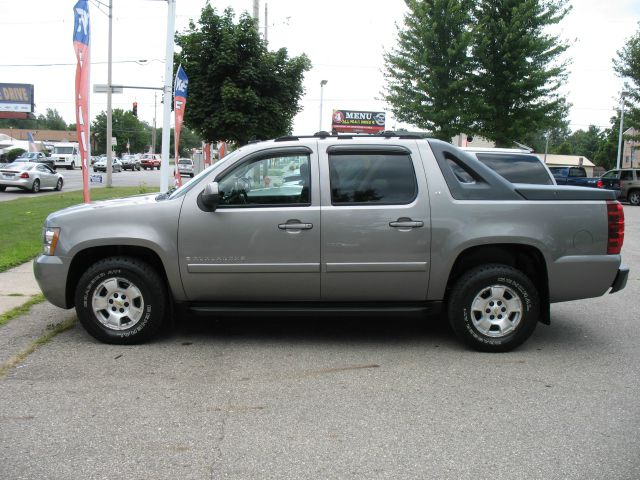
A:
[447,264,539,352]
[75,257,167,344]
[628,189,640,206]
[0,186,6,192]
[31,179,41,193]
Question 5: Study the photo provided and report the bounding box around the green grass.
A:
[0,187,158,272]
[0,294,45,328]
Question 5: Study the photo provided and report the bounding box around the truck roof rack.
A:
[273,131,428,142]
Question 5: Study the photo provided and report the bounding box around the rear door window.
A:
[475,153,554,185]
[328,152,417,205]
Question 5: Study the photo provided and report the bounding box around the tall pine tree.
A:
[383,0,474,141]
[472,0,570,146]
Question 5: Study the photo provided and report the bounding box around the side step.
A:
[188,302,443,317]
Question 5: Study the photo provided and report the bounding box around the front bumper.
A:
[33,255,72,309]
[610,266,629,294]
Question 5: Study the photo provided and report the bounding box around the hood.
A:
[45,193,159,225]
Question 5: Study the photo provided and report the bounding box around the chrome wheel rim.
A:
[91,277,145,331]
[630,192,640,205]
[470,285,523,337]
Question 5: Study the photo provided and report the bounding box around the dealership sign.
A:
[332,109,385,133]
[0,83,34,113]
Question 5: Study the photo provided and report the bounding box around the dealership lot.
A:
[0,207,638,479]
[0,166,163,201]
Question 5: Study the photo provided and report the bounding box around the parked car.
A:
[15,152,56,170]
[93,158,122,173]
[0,162,64,192]
[601,168,640,205]
[34,133,628,352]
[549,166,620,193]
[121,154,141,171]
[140,154,161,170]
[462,148,556,185]
[177,158,194,177]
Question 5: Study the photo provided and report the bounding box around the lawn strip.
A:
[0,316,76,378]
[0,294,45,328]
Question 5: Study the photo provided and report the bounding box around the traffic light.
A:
[132,101,138,117]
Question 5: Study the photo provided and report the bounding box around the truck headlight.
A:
[43,227,60,256]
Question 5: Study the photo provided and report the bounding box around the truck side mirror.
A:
[198,181,220,212]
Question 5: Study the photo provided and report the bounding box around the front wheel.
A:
[68,161,75,170]
[447,264,539,352]
[628,190,640,206]
[55,178,63,191]
[74,257,167,344]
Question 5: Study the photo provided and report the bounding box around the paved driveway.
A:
[0,207,639,480]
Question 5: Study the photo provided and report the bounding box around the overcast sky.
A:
[1,0,639,138]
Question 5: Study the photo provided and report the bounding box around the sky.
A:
[1,0,639,139]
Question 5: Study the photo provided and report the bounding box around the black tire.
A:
[74,257,167,344]
[156,165,161,170]
[190,173,194,178]
[68,161,75,170]
[628,189,640,206]
[31,179,40,193]
[0,186,6,192]
[447,264,539,352]
[55,178,63,191]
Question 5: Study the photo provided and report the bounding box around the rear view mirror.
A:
[198,181,220,212]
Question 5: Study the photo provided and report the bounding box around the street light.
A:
[616,91,628,170]
[319,79,328,132]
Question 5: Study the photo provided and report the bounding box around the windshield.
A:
[178,159,192,165]
[6,162,35,170]
[53,147,74,155]
[18,152,38,159]
[166,149,243,200]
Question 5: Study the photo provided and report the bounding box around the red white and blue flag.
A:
[73,0,91,202]
[27,132,38,153]
[173,65,188,187]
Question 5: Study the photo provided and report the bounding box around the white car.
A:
[177,158,194,177]
[0,162,64,192]
[93,158,123,173]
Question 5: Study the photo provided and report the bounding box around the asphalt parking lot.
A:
[0,207,639,479]
[0,166,164,202]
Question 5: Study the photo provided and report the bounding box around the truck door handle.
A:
[389,218,424,228]
[278,220,313,230]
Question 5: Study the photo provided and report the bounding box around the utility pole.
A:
[152,91,157,154]
[160,0,176,193]
[106,0,113,187]
[544,132,549,163]
[264,3,268,43]
[253,0,259,29]
[616,92,626,170]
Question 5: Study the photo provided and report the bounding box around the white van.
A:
[51,142,80,170]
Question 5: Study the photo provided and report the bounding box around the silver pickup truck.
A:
[34,134,629,352]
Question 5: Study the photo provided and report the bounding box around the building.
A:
[622,127,639,169]
[534,154,596,177]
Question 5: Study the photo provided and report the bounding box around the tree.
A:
[92,109,150,156]
[42,108,67,130]
[594,112,622,171]
[175,6,311,146]
[155,126,203,157]
[383,0,475,141]
[471,0,571,146]
[614,22,640,136]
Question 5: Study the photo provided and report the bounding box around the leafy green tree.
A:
[594,112,622,171]
[471,0,571,146]
[614,22,640,134]
[383,0,475,141]
[92,109,150,156]
[3,148,26,162]
[155,126,203,157]
[42,108,67,130]
[175,6,311,145]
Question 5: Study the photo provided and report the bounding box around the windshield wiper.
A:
[155,186,177,201]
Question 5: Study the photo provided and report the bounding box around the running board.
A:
[188,301,443,317]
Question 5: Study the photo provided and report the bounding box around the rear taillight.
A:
[596,179,603,188]
[607,200,624,254]
[20,172,29,179]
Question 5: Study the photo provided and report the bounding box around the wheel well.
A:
[65,245,169,308]
[446,244,550,324]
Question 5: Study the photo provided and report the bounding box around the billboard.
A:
[0,83,34,113]
[332,109,385,134]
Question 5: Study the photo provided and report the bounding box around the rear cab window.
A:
[475,153,554,185]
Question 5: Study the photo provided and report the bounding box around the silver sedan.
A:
[0,162,64,193]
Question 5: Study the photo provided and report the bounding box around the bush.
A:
[4,148,26,162]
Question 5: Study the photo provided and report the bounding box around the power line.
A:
[0,59,164,67]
